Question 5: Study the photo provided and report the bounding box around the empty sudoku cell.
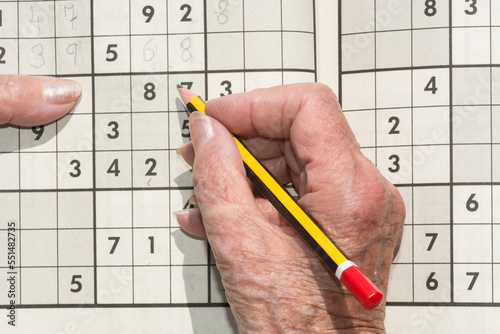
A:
[412,28,449,67]
[96,191,132,228]
[20,230,57,266]
[20,153,56,189]
[412,0,449,29]
[494,2,500,25]
[282,0,313,32]
[133,267,170,303]
[207,72,245,100]
[95,76,131,113]
[171,228,208,265]
[494,145,500,182]
[168,33,205,71]
[56,37,92,74]
[57,114,93,152]
[95,114,132,151]
[386,264,413,302]
[413,225,450,263]
[58,191,93,229]
[453,186,491,224]
[0,39,19,74]
[494,225,500,261]
[131,75,168,112]
[244,71,283,90]
[18,2,55,38]
[376,146,412,184]
[169,111,190,149]
[133,228,169,265]
[130,0,167,35]
[341,33,375,72]
[0,2,18,38]
[96,229,133,266]
[131,113,169,150]
[132,150,169,187]
[341,73,375,110]
[413,186,450,224]
[168,73,205,109]
[341,0,374,34]
[376,108,412,147]
[92,0,129,36]
[495,265,500,302]
[58,152,93,189]
[0,125,18,152]
[0,153,18,189]
[243,0,280,31]
[19,124,56,152]
[96,151,132,188]
[210,266,227,303]
[58,267,94,304]
[376,30,411,69]
[133,190,170,228]
[452,27,490,65]
[453,106,491,144]
[93,36,131,74]
[170,189,194,228]
[54,1,91,37]
[375,0,411,31]
[412,107,449,145]
[413,264,451,302]
[494,70,500,105]
[19,39,56,75]
[21,268,57,304]
[453,264,492,303]
[131,35,168,72]
[453,67,491,106]
[376,70,412,108]
[412,145,449,184]
[413,69,450,107]
[96,267,133,304]
[454,225,492,263]
[58,229,94,266]
[244,32,282,70]
[20,192,56,229]
[452,0,490,27]
[283,32,314,70]
[170,150,192,187]
[283,71,315,84]
[393,225,412,264]
[207,32,243,71]
[453,144,491,182]
[493,28,500,64]
[167,0,204,33]
[206,0,243,32]
[171,265,208,303]
[0,193,18,224]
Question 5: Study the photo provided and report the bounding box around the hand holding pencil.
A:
[175,83,405,333]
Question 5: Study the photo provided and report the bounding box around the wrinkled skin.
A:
[176,83,405,333]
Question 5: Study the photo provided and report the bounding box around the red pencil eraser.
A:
[339,265,383,310]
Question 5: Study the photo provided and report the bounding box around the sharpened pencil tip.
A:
[176,84,183,89]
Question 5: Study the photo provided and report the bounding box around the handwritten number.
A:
[143,5,155,22]
[180,4,192,22]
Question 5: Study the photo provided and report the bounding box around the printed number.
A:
[466,193,479,212]
[70,160,81,178]
[181,119,190,137]
[465,0,477,15]
[0,10,2,27]
[0,46,5,64]
[388,116,400,134]
[466,272,479,290]
[149,236,155,254]
[180,4,192,22]
[425,233,438,251]
[424,76,437,94]
[107,159,120,176]
[426,272,438,290]
[70,275,82,293]
[220,80,232,96]
[144,83,156,101]
[107,121,119,139]
[145,158,157,176]
[143,5,155,23]
[32,126,44,140]
[388,154,400,173]
[108,237,120,254]
[424,0,437,16]
[106,44,118,62]
[180,81,193,89]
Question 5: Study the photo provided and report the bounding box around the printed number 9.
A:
[143,5,155,22]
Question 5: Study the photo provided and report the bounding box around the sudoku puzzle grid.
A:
[340,0,500,305]
[0,0,316,307]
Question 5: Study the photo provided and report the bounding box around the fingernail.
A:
[173,209,190,219]
[189,112,214,150]
[176,142,190,156]
[42,79,82,104]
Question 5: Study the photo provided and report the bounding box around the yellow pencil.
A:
[177,85,383,310]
